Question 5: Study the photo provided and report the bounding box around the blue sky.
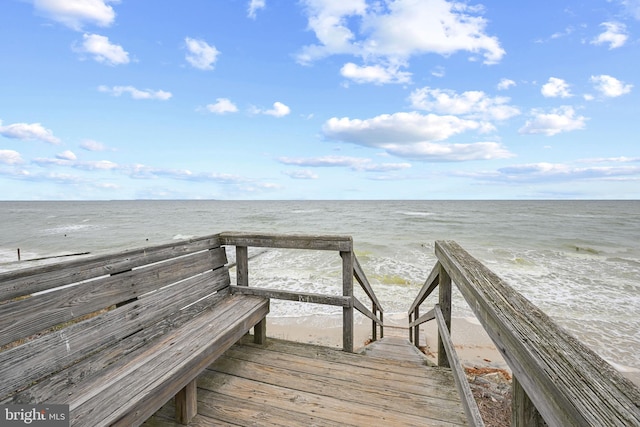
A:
[1,0,639,200]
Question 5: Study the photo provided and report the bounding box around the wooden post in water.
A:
[341,250,354,353]
[437,264,452,368]
[17,249,21,261]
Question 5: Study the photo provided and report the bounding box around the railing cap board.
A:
[219,232,353,252]
[434,240,640,427]
[0,234,222,301]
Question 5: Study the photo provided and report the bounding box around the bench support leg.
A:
[175,379,198,425]
[254,317,267,344]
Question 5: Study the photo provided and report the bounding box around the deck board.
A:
[144,337,469,426]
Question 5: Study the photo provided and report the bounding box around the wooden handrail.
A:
[434,304,485,427]
[410,240,640,426]
[220,232,384,353]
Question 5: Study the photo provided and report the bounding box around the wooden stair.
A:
[145,336,468,426]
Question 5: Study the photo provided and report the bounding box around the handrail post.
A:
[236,245,248,287]
[380,311,383,338]
[409,312,414,343]
[512,376,545,426]
[372,303,377,341]
[437,263,452,367]
[341,250,354,353]
[413,307,420,348]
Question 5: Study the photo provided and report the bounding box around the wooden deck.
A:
[144,336,468,427]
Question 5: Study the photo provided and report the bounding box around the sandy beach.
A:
[266,312,509,370]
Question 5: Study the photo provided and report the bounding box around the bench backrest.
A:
[0,234,229,401]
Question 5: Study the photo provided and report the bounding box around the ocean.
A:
[1,200,639,376]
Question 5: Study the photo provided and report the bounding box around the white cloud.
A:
[34,156,119,170]
[76,33,129,65]
[383,141,514,162]
[618,0,640,20]
[206,98,238,114]
[431,66,446,78]
[185,37,220,70]
[469,162,640,183]
[297,0,505,67]
[340,62,411,84]
[248,0,266,19]
[279,156,411,171]
[80,139,109,151]
[497,78,516,90]
[321,112,513,161]
[0,150,23,165]
[254,102,291,117]
[0,120,61,144]
[33,0,117,30]
[541,77,572,98]
[519,106,586,136]
[591,22,628,49]
[56,150,77,161]
[590,75,633,97]
[283,169,319,179]
[409,87,520,121]
[98,85,172,100]
[323,112,483,145]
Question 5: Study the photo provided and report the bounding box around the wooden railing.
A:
[219,232,383,352]
[409,240,640,427]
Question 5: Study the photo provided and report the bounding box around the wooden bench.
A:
[0,234,269,426]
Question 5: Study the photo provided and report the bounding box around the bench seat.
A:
[0,235,269,426]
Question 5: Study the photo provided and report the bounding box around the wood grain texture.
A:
[435,305,485,427]
[219,231,353,252]
[230,285,350,307]
[0,248,227,348]
[0,235,222,301]
[144,337,469,427]
[435,240,640,427]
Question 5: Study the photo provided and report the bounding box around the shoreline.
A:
[266,313,509,370]
[266,313,640,386]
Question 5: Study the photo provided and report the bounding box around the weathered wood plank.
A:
[0,249,227,348]
[361,337,428,364]
[0,235,222,301]
[353,297,382,325]
[207,354,468,424]
[197,389,350,427]
[353,254,382,310]
[229,340,459,395]
[219,231,352,252]
[230,285,351,307]
[175,379,197,424]
[200,371,464,427]
[435,240,640,427]
[235,245,248,287]
[341,250,354,353]
[5,289,232,405]
[0,268,230,400]
[437,263,452,368]
[409,307,435,328]
[72,295,269,426]
[435,304,485,427]
[408,261,440,314]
